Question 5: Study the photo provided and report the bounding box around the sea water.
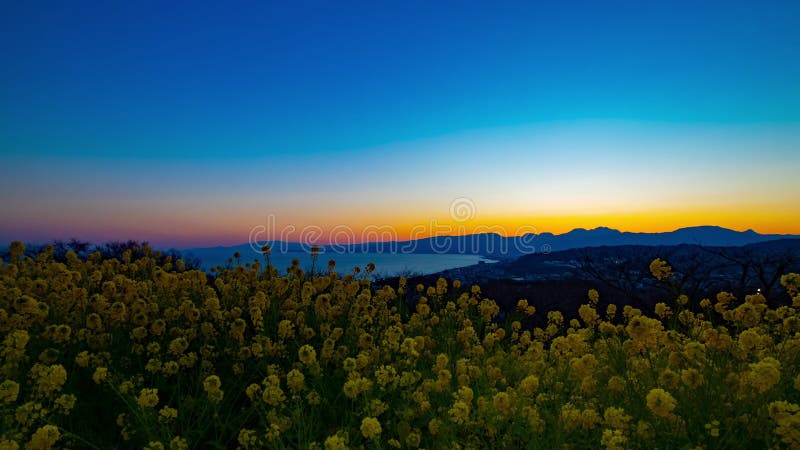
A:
[191,248,495,277]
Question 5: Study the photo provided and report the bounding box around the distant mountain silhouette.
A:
[532,226,796,252]
[185,226,800,260]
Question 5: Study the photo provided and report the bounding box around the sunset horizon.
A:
[3,2,800,248]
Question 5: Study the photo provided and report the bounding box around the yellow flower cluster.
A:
[646,388,677,418]
[1,241,800,448]
[360,417,382,439]
[769,401,800,447]
[136,388,159,408]
[25,425,60,450]
[203,375,224,403]
[649,258,673,281]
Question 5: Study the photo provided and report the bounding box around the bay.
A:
[191,248,495,278]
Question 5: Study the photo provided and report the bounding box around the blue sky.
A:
[1,0,799,246]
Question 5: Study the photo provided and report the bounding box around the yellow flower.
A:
[603,407,632,430]
[0,380,20,403]
[654,302,671,319]
[636,420,655,440]
[119,380,134,395]
[561,404,591,431]
[36,364,67,396]
[649,258,673,281]
[323,434,348,450]
[360,417,382,439]
[169,437,188,450]
[278,320,295,339]
[456,386,474,403]
[298,344,317,366]
[286,369,305,394]
[428,417,442,435]
[12,234,800,448]
[151,319,167,335]
[342,357,357,372]
[369,399,388,416]
[7,241,24,260]
[742,357,781,394]
[238,429,259,449]
[705,420,721,437]
[781,273,800,296]
[607,376,626,393]
[159,406,178,422]
[518,375,539,396]
[54,394,77,414]
[715,292,736,313]
[492,391,513,415]
[145,358,162,373]
[74,351,90,368]
[245,383,262,401]
[658,368,680,389]
[0,439,20,450]
[25,425,60,450]
[137,388,159,408]
[449,400,470,424]
[578,304,599,327]
[374,365,397,388]
[601,428,627,450]
[261,375,286,406]
[681,368,704,389]
[405,431,421,448]
[302,391,319,407]
[626,315,664,351]
[92,367,108,384]
[768,401,800,447]
[646,388,677,418]
[203,375,224,403]
[605,304,617,319]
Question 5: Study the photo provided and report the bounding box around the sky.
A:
[1,0,799,248]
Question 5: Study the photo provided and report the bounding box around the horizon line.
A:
[4,224,800,251]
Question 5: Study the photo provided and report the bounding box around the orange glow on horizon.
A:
[4,201,799,247]
[235,207,800,246]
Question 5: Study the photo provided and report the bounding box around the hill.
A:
[186,226,800,261]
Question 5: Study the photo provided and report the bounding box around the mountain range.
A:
[186,226,800,261]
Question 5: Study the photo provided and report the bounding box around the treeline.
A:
[0,238,202,271]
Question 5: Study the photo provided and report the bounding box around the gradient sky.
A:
[1,0,799,247]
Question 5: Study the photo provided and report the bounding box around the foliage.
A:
[1,240,202,272]
[1,241,800,449]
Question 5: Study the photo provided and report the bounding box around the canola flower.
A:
[649,258,673,281]
[25,425,60,450]
[646,388,677,418]
[0,241,799,448]
[203,375,224,403]
[136,388,159,408]
[360,417,382,439]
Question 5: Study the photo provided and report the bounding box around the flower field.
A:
[1,241,800,449]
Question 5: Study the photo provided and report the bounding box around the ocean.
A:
[190,248,495,278]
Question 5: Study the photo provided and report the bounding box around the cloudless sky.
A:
[1,0,799,247]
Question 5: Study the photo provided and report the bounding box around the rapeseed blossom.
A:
[1,241,799,448]
[360,417,382,439]
[646,388,677,418]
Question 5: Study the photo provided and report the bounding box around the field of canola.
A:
[1,241,800,449]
